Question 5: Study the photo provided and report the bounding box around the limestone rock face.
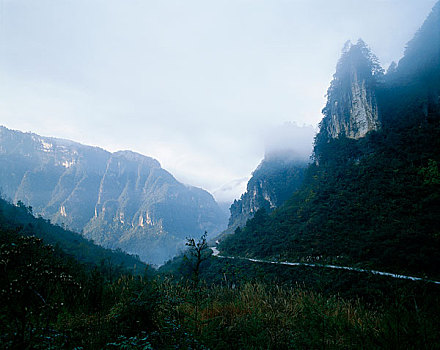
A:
[320,40,382,141]
[326,71,380,139]
[0,126,227,264]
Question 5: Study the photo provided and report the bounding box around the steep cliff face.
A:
[320,40,382,140]
[0,126,227,264]
[227,152,307,233]
[325,70,380,139]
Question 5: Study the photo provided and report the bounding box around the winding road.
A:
[210,247,440,285]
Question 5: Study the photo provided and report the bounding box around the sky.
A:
[0,0,437,202]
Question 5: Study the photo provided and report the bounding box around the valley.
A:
[1,1,440,348]
[0,126,227,265]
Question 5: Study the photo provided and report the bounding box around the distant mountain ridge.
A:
[0,126,227,264]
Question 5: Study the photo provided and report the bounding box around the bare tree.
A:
[185,231,208,285]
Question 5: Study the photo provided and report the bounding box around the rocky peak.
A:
[320,40,383,140]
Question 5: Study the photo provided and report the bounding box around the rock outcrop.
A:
[226,151,307,234]
[320,40,382,140]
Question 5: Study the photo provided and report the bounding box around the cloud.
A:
[213,177,250,204]
[263,123,316,161]
[0,0,437,203]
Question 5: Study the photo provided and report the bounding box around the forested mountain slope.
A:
[226,151,307,235]
[0,127,227,264]
[220,3,440,279]
[0,196,146,272]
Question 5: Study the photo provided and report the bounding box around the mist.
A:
[264,123,316,162]
[0,0,436,201]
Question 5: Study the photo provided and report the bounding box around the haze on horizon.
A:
[0,0,436,202]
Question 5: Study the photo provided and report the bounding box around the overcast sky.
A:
[0,0,436,202]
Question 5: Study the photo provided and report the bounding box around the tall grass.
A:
[155,279,440,349]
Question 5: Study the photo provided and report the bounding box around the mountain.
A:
[219,3,440,279]
[0,127,227,264]
[379,1,440,129]
[318,39,383,140]
[395,0,440,81]
[221,123,315,238]
[226,151,307,235]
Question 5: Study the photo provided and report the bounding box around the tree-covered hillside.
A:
[0,197,146,272]
[220,3,440,279]
[226,152,307,235]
